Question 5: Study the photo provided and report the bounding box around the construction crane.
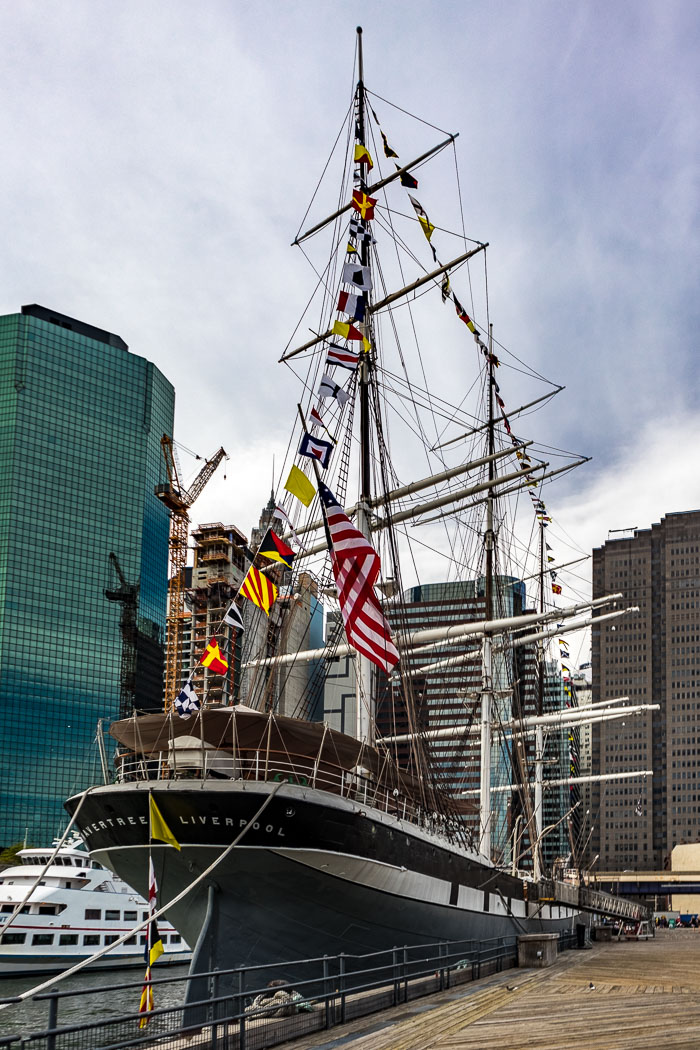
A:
[155,435,227,707]
[105,552,139,720]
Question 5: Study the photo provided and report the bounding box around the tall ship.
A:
[0,838,190,975]
[66,30,649,984]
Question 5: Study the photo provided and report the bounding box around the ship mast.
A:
[479,324,496,861]
[354,26,375,746]
[533,517,546,878]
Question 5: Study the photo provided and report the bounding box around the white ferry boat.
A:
[0,838,191,975]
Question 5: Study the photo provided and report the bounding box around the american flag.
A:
[318,482,399,674]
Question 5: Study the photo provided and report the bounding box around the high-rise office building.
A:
[323,576,570,868]
[591,510,700,871]
[0,305,174,844]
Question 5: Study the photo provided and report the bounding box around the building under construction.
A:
[181,522,249,704]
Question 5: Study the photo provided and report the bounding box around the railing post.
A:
[211,968,220,1047]
[392,947,399,1005]
[46,994,58,1050]
[438,943,444,991]
[324,955,331,1029]
[403,946,408,1002]
[339,953,347,1024]
[238,968,246,1050]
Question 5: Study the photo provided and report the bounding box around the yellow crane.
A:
[155,435,227,707]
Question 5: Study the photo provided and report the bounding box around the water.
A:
[0,963,190,1040]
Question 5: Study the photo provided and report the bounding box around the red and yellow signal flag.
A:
[353,144,374,169]
[240,565,278,616]
[200,638,228,674]
[351,190,377,221]
[258,529,296,569]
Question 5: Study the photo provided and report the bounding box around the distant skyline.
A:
[0,1,697,657]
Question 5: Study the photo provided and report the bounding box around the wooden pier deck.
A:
[285,929,700,1050]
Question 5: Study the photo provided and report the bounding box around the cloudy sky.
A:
[1,0,697,662]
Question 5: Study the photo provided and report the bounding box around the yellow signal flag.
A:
[284,464,316,507]
[149,794,181,850]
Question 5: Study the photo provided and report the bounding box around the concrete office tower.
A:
[239,495,324,716]
[591,511,700,871]
[0,305,174,845]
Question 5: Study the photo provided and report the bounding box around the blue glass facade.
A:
[0,306,174,845]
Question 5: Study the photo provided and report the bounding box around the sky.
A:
[0,0,698,662]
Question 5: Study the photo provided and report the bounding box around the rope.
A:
[0,791,89,934]
[0,781,284,1013]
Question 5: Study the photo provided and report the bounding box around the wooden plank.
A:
[279,929,700,1050]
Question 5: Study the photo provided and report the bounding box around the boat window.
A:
[85,908,101,920]
[171,934,181,944]
[125,936,136,945]
[104,935,118,945]
[38,905,58,915]
[63,881,73,889]
[32,933,54,945]
[54,857,64,866]
[1,905,29,914]
[83,934,100,946]
[123,910,137,921]
[141,912,148,922]
[139,935,148,945]
[59,934,78,946]
[1,932,26,945]
[105,909,120,921]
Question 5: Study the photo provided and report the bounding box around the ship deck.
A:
[282,928,700,1050]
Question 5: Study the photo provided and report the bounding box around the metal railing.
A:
[0,930,578,1050]
[115,750,463,846]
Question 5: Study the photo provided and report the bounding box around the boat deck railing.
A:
[114,750,462,845]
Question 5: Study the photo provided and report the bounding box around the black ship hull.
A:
[65,779,577,987]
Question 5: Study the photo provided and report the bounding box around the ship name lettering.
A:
[99,821,107,830]
[106,818,115,827]
[139,816,147,825]
[278,829,285,837]
[117,818,126,826]
[225,818,234,826]
[178,816,190,825]
[199,816,207,824]
[128,817,136,825]
[212,817,219,825]
[265,825,273,833]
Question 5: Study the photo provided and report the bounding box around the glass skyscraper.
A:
[0,305,174,845]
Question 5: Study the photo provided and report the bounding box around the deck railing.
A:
[114,749,462,846]
[0,931,581,1050]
